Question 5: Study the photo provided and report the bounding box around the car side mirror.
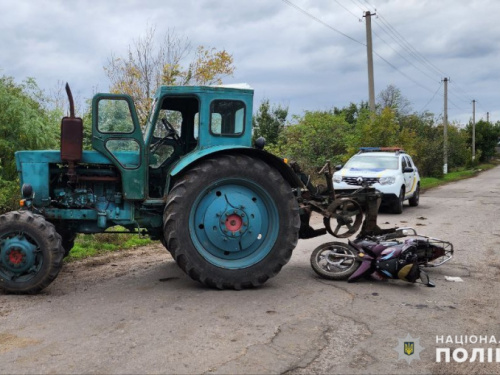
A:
[335,164,343,171]
[403,167,414,173]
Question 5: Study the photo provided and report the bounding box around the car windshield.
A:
[344,154,399,170]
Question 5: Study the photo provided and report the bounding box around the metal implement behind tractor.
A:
[0,84,383,294]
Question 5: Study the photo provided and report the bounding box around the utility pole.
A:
[472,100,476,161]
[364,11,376,113]
[443,78,449,174]
[487,111,490,122]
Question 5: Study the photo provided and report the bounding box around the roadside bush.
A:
[0,178,19,214]
[267,110,354,175]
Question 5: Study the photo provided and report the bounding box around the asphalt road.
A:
[1,167,500,374]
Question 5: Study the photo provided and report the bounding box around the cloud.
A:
[0,0,498,123]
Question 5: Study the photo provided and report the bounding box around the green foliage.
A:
[351,107,401,150]
[0,76,61,180]
[0,178,19,214]
[252,99,288,145]
[268,110,353,174]
[465,120,500,162]
[0,75,62,214]
[333,102,368,125]
[265,85,481,180]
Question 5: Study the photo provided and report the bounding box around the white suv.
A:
[333,147,420,214]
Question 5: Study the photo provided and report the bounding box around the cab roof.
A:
[154,85,254,98]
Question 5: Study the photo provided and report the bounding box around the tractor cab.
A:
[90,85,254,201]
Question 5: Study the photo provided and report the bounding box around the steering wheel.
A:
[150,117,181,154]
[161,117,181,143]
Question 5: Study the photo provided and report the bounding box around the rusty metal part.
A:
[61,83,83,183]
[324,198,363,238]
[299,204,327,239]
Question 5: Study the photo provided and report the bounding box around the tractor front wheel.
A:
[0,211,64,294]
[163,155,300,289]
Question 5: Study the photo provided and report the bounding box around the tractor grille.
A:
[343,177,380,186]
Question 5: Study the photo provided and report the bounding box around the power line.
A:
[333,0,361,20]
[281,0,365,46]
[377,14,446,78]
[362,0,376,10]
[348,0,367,13]
[374,17,441,80]
[337,0,475,113]
[281,0,450,100]
[419,81,442,112]
[372,50,435,93]
[372,10,473,109]
[372,29,437,83]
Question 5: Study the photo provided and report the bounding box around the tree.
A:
[268,110,354,173]
[252,99,288,145]
[377,84,412,118]
[466,120,500,162]
[0,76,61,180]
[333,102,369,125]
[105,26,235,124]
[353,107,401,150]
[0,76,61,213]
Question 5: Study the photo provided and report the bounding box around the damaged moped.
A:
[310,227,453,287]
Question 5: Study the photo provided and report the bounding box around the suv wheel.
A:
[392,187,404,214]
[408,184,420,207]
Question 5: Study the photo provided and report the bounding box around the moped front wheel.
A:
[310,242,360,280]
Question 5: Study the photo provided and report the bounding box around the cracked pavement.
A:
[1,166,500,374]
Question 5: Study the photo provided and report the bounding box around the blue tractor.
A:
[0,84,304,293]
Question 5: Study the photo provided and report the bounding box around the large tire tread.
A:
[163,154,300,290]
[0,211,64,294]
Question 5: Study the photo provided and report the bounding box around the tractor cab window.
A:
[155,109,182,138]
[95,97,141,170]
[210,100,245,136]
[149,96,199,198]
[97,99,135,133]
[149,96,199,170]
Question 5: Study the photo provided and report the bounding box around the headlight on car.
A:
[379,176,396,185]
[333,175,342,183]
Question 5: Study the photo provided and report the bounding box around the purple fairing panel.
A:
[380,244,404,259]
[348,260,372,281]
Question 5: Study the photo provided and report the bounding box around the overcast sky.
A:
[0,0,497,125]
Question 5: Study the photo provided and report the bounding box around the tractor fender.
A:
[166,146,303,193]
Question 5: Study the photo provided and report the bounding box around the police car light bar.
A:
[359,147,404,153]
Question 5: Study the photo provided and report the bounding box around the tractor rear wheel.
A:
[163,155,300,289]
[0,211,64,294]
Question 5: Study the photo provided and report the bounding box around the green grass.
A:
[65,227,153,262]
[421,162,497,190]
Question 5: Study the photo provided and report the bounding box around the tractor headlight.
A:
[333,175,342,183]
[379,176,395,185]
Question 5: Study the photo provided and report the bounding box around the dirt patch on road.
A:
[56,243,172,293]
[0,333,41,354]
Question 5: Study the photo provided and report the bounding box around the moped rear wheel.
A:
[310,242,360,280]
